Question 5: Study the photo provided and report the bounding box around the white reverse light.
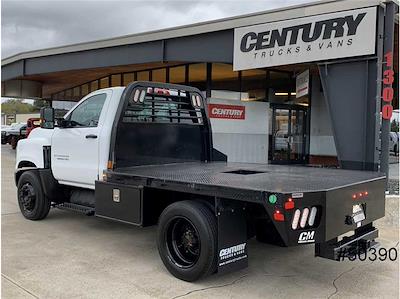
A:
[308,207,318,226]
[292,209,301,230]
[300,208,309,228]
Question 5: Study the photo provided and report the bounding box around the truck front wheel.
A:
[157,200,217,281]
[17,171,50,220]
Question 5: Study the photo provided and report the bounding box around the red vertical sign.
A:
[381,51,394,120]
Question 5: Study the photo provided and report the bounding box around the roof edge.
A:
[2,0,384,66]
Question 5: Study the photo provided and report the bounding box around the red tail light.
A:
[273,210,285,222]
[352,191,369,199]
[284,198,295,210]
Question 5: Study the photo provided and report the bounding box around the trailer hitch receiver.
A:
[315,224,379,261]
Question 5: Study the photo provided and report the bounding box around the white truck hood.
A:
[16,128,54,169]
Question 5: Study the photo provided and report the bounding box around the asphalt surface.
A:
[1,145,399,299]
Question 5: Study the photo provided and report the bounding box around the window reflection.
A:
[90,80,99,92]
[189,63,206,92]
[123,73,135,85]
[137,71,149,81]
[152,68,166,83]
[81,84,89,96]
[111,74,121,87]
[53,63,311,106]
[241,69,267,101]
[211,63,240,101]
[169,66,186,84]
[100,77,109,89]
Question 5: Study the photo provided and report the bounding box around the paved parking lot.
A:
[1,145,399,299]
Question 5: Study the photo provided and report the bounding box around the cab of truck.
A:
[16,87,125,188]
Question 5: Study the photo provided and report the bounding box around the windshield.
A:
[10,123,26,129]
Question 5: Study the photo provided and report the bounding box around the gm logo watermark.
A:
[298,231,315,244]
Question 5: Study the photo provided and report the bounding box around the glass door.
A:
[271,105,307,164]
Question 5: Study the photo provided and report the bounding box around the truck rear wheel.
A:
[17,171,50,220]
[157,200,217,281]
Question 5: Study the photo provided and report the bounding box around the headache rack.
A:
[122,87,204,125]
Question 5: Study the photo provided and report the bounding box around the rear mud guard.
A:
[216,198,248,274]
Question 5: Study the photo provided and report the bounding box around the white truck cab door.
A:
[51,90,112,189]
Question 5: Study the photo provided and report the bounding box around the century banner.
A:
[233,7,377,71]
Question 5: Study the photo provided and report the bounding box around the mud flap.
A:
[216,198,248,274]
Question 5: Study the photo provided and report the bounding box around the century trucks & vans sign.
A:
[233,7,377,70]
[208,104,245,120]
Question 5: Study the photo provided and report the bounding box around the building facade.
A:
[1,0,399,173]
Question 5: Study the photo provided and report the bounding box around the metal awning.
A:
[1,0,396,100]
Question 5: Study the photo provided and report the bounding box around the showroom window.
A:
[189,63,207,93]
[111,74,122,87]
[152,68,166,83]
[169,66,186,84]
[137,71,149,81]
[81,84,89,96]
[100,77,109,89]
[211,63,240,101]
[123,73,135,85]
[241,69,267,101]
[65,89,72,99]
[90,80,99,92]
[269,71,307,105]
[73,87,80,98]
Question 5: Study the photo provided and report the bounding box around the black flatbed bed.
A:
[107,162,385,200]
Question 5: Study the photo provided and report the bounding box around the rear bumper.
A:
[270,178,386,247]
[315,224,379,261]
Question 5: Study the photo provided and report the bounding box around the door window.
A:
[273,109,289,161]
[290,109,305,160]
[271,106,307,164]
[68,94,107,127]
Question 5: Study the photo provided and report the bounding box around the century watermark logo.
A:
[233,7,376,70]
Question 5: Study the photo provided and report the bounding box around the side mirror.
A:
[40,107,55,129]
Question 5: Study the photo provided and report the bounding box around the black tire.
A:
[17,171,50,220]
[10,136,17,150]
[157,200,217,282]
